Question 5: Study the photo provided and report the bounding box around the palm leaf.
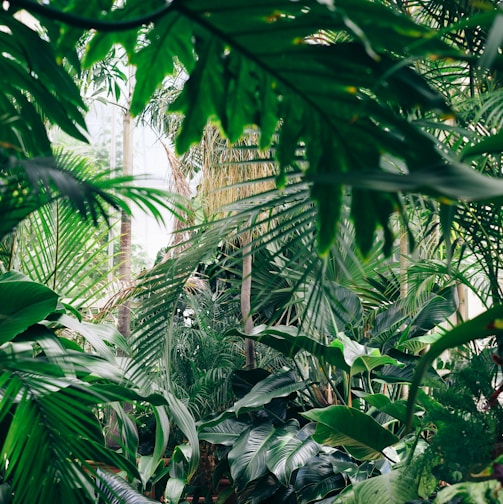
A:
[0,11,87,155]
[80,0,470,256]
[0,150,185,242]
[0,344,140,504]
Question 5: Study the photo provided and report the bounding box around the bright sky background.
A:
[85,101,176,267]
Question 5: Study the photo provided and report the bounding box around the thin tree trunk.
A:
[117,109,133,340]
[107,79,134,450]
[241,231,256,369]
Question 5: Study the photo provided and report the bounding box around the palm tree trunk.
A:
[117,110,133,340]
[241,231,256,369]
[107,77,134,450]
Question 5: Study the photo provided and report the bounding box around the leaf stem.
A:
[8,0,171,31]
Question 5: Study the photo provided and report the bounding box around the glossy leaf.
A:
[335,469,419,504]
[228,421,298,492]
[266,423,320,487]
[0,272,58,344]
[96,470,157,503]
[360,393,413,427]
[233,369,304,416]
[303,406,399,460]
[295,455,350,504]
[198,418,249,446]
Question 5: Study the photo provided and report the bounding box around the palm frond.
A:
[13,203,121,311]
[0,343,140,504]
[0,11,87,155]
[0,150,188,242]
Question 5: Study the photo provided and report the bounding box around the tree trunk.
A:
[241,231,256,369]
[117,108,133,340]
[106,80,134,450]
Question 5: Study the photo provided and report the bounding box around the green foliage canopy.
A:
[11,0,503,256]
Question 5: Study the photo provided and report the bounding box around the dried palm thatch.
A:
[162,140,194,250]
[200,127,276,228]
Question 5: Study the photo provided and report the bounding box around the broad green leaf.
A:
[360,393,413,427]
[335,469,419,504]
[198,418,249,446]
[233,369,304,416]
[227,325,350,372]
[58,314,128,361]
[229,421,298,492]
[236,473,282,504]
[137,405,171,487]
[398,333,442,354]
[198,370,303,428]
[164,477,186,504]
[96,470,156,504]
[303,406,399,460]
[0,274,58,344]
[295,454,351,504]
[266,423,320,487]
[164,391,199,480]
[350,355,399,378]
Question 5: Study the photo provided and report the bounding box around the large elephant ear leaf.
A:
[0,272,58,344]
[302,406,398,460]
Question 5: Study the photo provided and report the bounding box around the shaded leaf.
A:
[303,406,399,460]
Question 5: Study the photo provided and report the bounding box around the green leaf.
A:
[302,406,399,460]
[233,369,304,416]
[336,469,419,504]
[406,305,503,429]
[461,130,503,160]
[164,477,186,504]
[229,421,298,491]
[198,418,249,446]
[360,393,413,427]
[315,161,503,204]
[0,273,58,344]
[266,423,320,487]
[164,391,199,480]
[295,453,352,503]
[58,314,128,361]
[130,11,194,116]
[350,355,399,378]
[434,480,502,504]
[96,470,157,503]
[227,325,350,372]
[478,13,503,73]
[172,37,227,153]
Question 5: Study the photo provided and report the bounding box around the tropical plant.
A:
[5,0,503,502]
[198,369,378,504]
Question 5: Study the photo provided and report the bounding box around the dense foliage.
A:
[2,0,503,503]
